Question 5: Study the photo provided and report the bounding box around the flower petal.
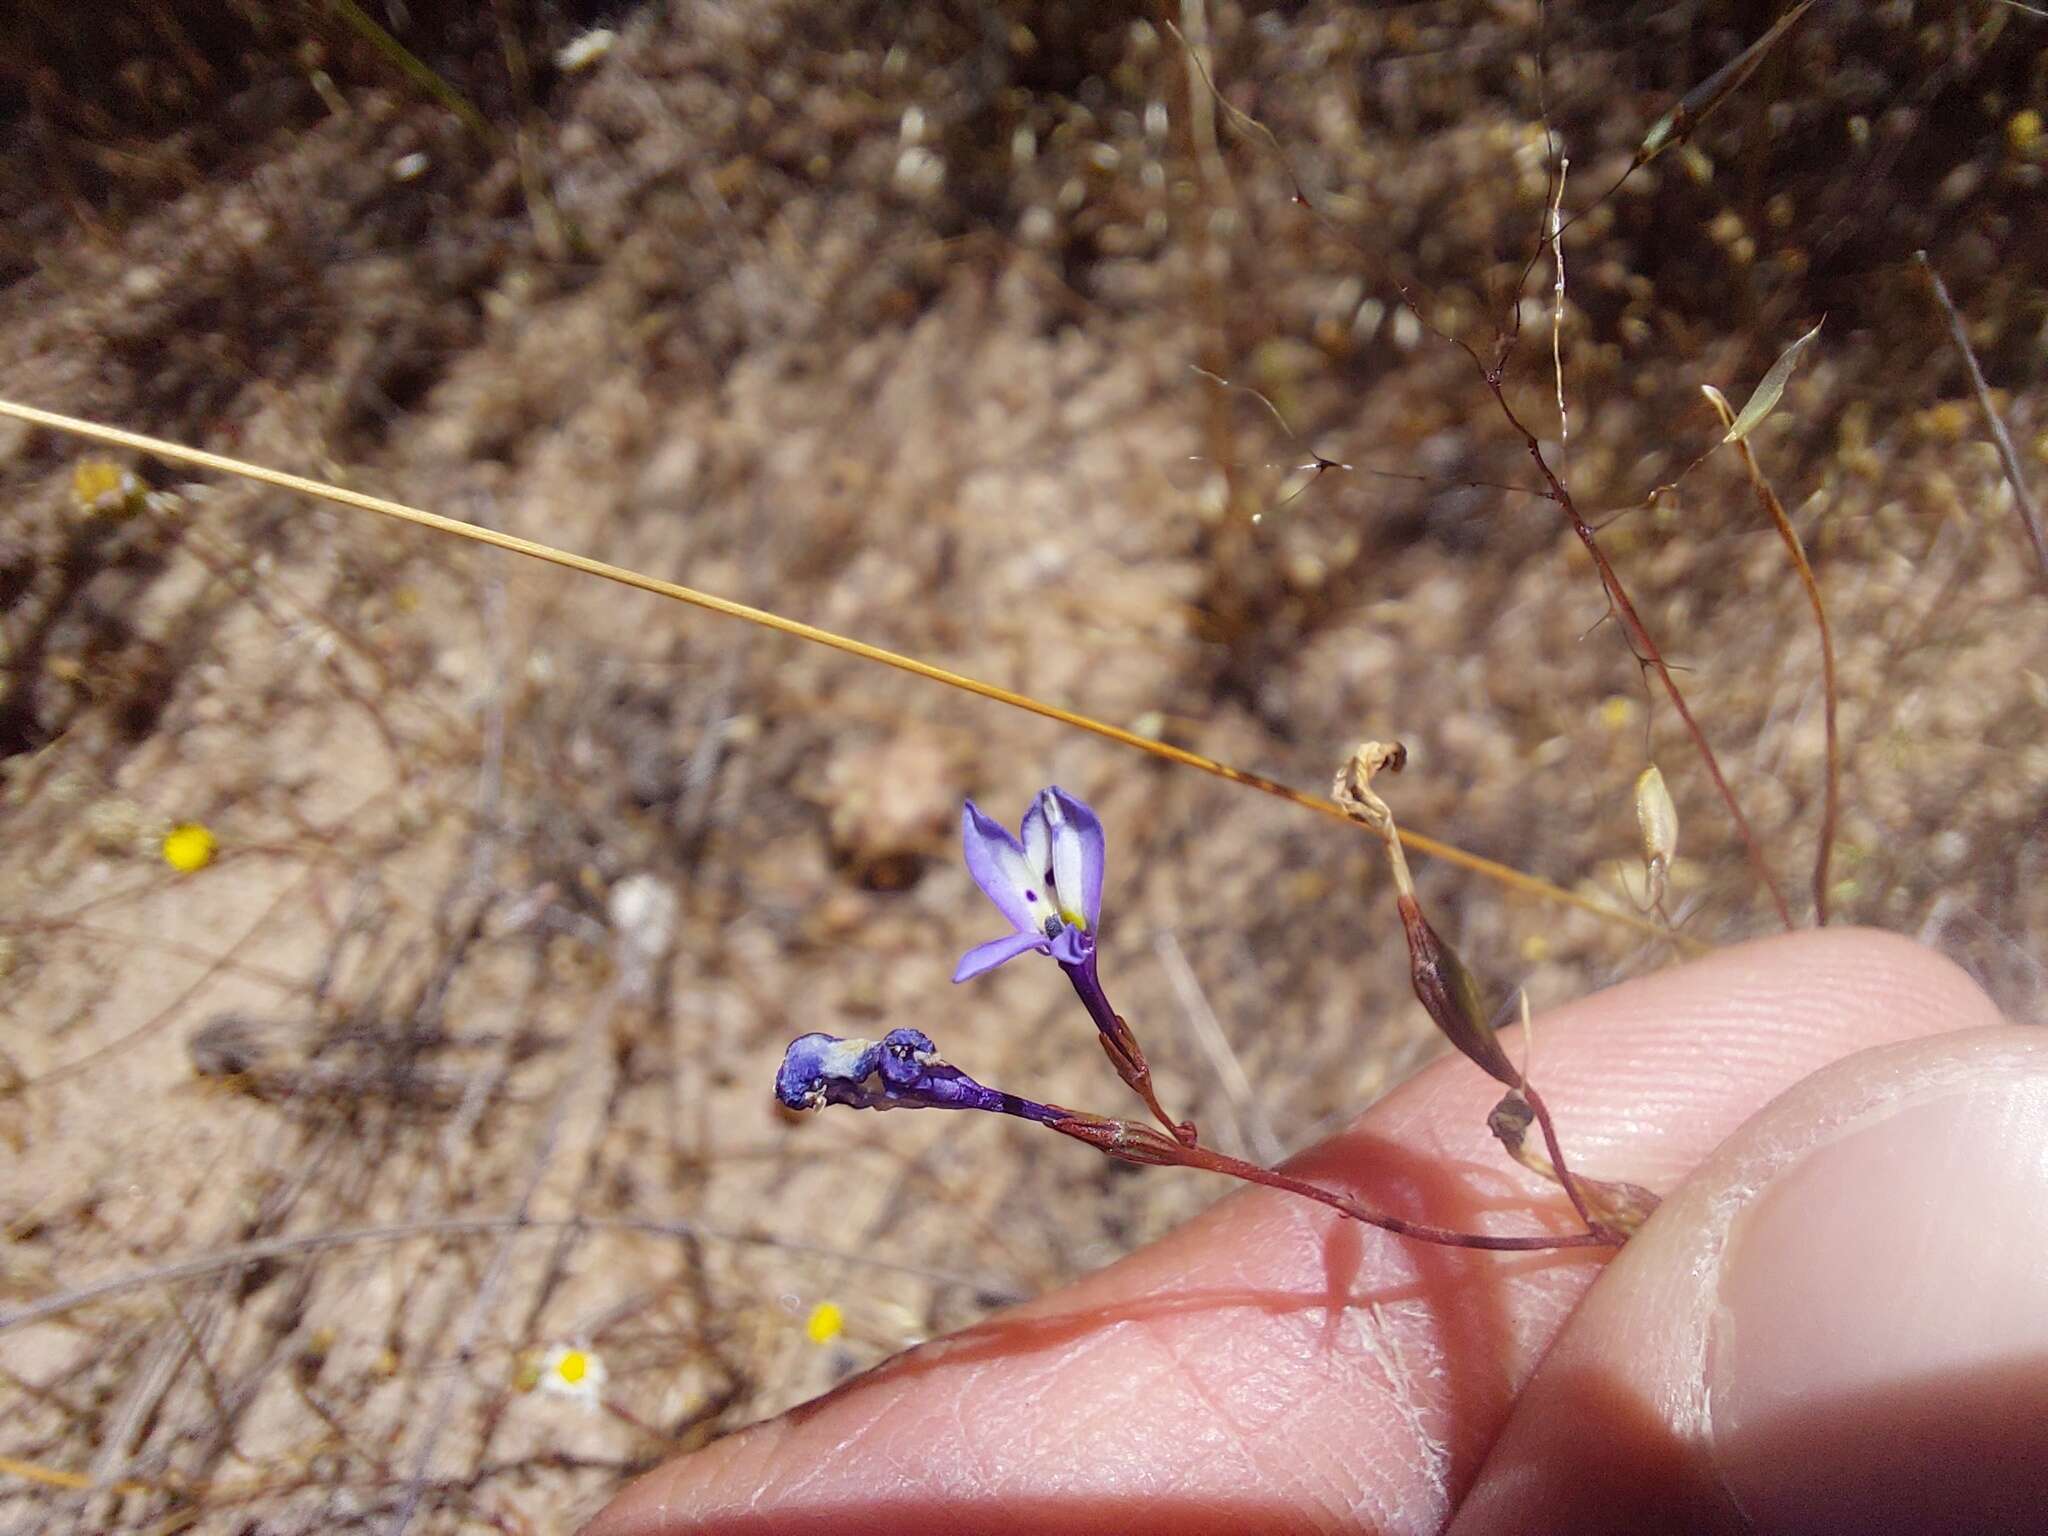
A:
[1019,796,1052,883]
[962,800,1052,934]
[1046,923,1092,966]
[1040,787,1105,929]
[951,929,1047,983]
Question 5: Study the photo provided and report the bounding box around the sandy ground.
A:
[1,3,2042,1530]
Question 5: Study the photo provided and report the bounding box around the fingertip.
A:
[1454,1024,2048,1536]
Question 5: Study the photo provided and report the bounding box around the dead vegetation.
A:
[1,2,2043,1530]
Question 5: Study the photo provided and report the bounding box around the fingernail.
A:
[1707,1077,2048,1533]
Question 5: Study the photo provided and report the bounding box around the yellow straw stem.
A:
[0,397,1682,945]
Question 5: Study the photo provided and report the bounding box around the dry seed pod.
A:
[1399,902,1524,1089]
[1052,1115,1193,1168]
[1333,738,1518,1085]
[1488,1092,1661,1237]
[1635,764,1677,911]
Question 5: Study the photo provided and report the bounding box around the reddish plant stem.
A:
[1517,1081,1607,1239]
[1065,956,1198,1144]
[1478,368,1796,930]
[1204,1145,1616,1252]
[1054,1119,1620,1253]
[1725,430,1840,925]
[1096,1028,1197,1146]
[1163,23,1797,929]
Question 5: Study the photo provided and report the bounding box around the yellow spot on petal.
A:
[162,823,216,873]
[806,1301,845,1344]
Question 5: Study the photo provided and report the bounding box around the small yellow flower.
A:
[1598,696,1637,731]
[162,823,217,873]
[71,458,143,518]
[805,1301,845,1345]
[531,1343,606,1406]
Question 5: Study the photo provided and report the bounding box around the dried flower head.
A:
[1634,764,1678,911]
[1332,740,1417,900]
[1330,740,1407,838]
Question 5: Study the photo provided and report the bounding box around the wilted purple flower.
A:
[953,787,1105,982]
[775,1027,1064,1124]
[774,1032,886,1110]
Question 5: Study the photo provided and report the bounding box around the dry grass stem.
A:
[1702,386,1843,924]
[1153,931,1283,1167]
[1164,39,1798,930]
[1913,252,2048,579]
[0,396,1673,944]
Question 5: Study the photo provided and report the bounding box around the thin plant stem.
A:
[1477,371,1797,930]
[1055,1120,1616,1252]
[1204,1144,1617,1252]
[0,1216,1003,1336]
[1549,155,1570,461]
[326,0,499,145]
[1705,388,1841,924]
[0,397,1686,947]
[1914,251,2048,579]
[1517,1081,1601,1236]
[1161,33,1798,930]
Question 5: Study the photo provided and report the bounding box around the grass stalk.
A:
[1704,388,1841,923]
[1914,251,2048,580]
[0,397,1684,946]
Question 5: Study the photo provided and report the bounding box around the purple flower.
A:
[951,783,1194,1144]
[953,786,1105,982]
[775,1027,1064,1124]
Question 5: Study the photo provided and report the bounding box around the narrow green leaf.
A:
[1724,319,1824,444]
[1634,0,1817,168]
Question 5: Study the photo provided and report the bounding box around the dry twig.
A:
[1914,251,2048,579]
[1703,385,1842,924]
